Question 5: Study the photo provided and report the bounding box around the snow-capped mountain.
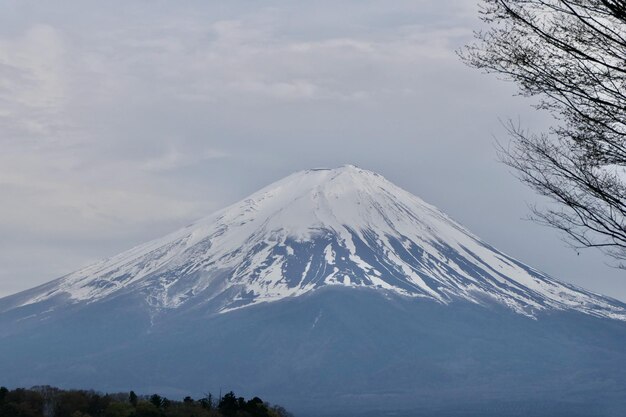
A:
[4,165,625,320]
[3,165,626,417]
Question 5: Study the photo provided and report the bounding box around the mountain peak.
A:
[272,164,384,192]
[3,166,626,321]
[189,164,445,246]
[306,163,361,171]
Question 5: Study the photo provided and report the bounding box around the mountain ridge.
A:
[2,165,625,321]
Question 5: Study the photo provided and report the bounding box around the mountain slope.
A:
[2,288,626,417]
[2,165,624,320]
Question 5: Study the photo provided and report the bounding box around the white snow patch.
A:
[11,165,626,321]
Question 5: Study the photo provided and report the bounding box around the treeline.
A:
[0,386,293,417]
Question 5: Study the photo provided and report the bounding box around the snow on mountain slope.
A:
[6,165,626,320]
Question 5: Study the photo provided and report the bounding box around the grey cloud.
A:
[0,0,624,301]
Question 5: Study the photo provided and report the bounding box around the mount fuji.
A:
[2,165,626,417]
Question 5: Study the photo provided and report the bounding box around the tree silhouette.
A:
[149,394,163,409]
[462,0,626,267]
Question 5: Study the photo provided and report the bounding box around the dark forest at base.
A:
[0,386,293,417]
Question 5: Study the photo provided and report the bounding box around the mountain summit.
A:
[3,165,625,320]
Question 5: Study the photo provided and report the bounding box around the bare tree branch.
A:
[461,0,626,269]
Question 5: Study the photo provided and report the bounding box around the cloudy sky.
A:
[1,0,624,301]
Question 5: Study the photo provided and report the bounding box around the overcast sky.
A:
[1,0,625,301]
